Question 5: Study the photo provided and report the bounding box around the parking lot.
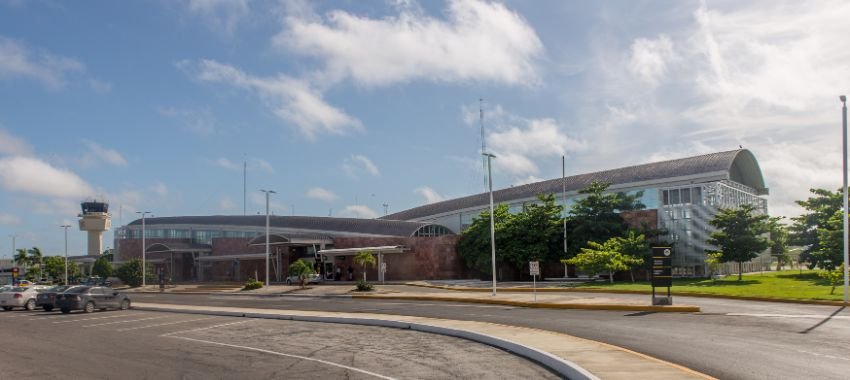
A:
[0,308,559,379]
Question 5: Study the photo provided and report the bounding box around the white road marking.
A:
[796,348,850,362]
[52,313,146,323]
[117,317,216,332]
[168,335,399,380]
[160,319,255,337]
[727,313,850,320]
[82,316,168,327]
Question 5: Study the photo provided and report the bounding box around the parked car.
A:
[36,285,76,312]
[15,280,32,287]
[285,273,322,286]
[54,286,131,314]
[0,286,49,311]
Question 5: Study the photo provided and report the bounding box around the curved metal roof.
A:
[127,215,454,237]
[384,149,767,221]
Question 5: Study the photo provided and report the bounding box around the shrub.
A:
[115,259,145,287]
[92,256,113,278]
[355,279,373,292]
[243,278,263,291]
[818,265,845,294]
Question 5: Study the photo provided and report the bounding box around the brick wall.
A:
[331,235,465,281]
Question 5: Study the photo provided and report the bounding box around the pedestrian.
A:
[335,266,342,281]
[348,266,353,281]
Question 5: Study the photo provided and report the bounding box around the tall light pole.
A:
[260,189,276,286]
[61,225,71,285]
[482,153,497,296]
[9,234,15,259]
[136,211,151,287]
[841,95,849,304]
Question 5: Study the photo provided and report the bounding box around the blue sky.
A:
[1,0,848,257]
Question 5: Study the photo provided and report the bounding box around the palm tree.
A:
[13,248,28,268]
[27,247,43,280]
[354,250,376,282]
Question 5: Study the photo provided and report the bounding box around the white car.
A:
[0,286,49,311]
[285,273,322,286]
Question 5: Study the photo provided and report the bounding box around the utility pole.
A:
[61,225,71,285]
[841,95,848,304]
[136,211,151,287]
[562,155,568,278]
[243,160,247,216]
[483,152,497,296]
[261,189,276,286]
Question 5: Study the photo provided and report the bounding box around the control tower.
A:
[78,200,111,256]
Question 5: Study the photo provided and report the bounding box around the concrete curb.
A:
[407,282,850,307]
[351,294,700,312]
[130,291,353,299]
[134,305,599,380]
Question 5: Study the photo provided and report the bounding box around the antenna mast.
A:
[480,98,487,190]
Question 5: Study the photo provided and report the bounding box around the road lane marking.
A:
[117,317,216,332]
[727,313,850,320]
[796,348,850,362]
[52,313,147,323]
[160,319,255,337]
[82,316,168,327]
[168,335,398,380]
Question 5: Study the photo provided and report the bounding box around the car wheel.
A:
[83,301,95,313]
[120,299,130,310]
[24,299,35,311]
[43,306,53,312]
[60,308,71,314]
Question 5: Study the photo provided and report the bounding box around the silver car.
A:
[0,286,49,311]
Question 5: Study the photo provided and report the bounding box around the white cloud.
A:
[152,182,168,198]
[216,157,274,173]
[0,128,32,156]
[512,175,543,186]
[275,0,544,87]
[32,199,81,217]
[183,0,250,35]
[306,187,338,202]
[415,187,444,204]
[0,156,93,198]
[216,157,241,171]
[343,154,380,178]
[156,106,216,136]
[80,140,127,167]
[0,36,84,89]
[182,59,362,140]
[252,158,274,173]
[338,205,378,219]
[0,213,20,225]
[219,197,235,211]
[628,34,675,86]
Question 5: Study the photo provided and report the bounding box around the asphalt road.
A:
[130,292,850,380]
[0,308,558,379]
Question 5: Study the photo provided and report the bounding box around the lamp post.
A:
[841,95,849,304]
[482,152,497,296]
[61,225,71,285]
[136,211,151,287]
[260,189,276,287]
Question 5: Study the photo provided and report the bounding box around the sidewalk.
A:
[134,302,713,380]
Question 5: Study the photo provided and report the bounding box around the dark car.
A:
[36,285,76,312]
[54,286,131,314]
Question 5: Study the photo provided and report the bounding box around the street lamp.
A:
[61,225,71,285]
[136,211,151,287]
[841,95,848,304]
[482,152,497,296]
[260,189,276,287]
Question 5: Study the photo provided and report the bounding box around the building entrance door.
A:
[323,261,334,281]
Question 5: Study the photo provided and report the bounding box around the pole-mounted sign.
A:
[651,247,673,305]
[529,261,540,302]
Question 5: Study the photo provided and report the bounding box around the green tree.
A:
[26,247,44,280]
[812,210,846,270]
[287,259,316,288]
[92,256,113,278]
[767,216,790,270]
[568,181,645,257]
[13,248,27,269]
[705,252,723,280]
[42,256,80,283]
[615,231,649,282]
[354,250,376,282]
[818,264,845,294]
[562,238,642,283]
[115,259,152,287]
[789,188,843,268]
[456,203,514,276]
[501,194,565,275]
[706,204,769,280]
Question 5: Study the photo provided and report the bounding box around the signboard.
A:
[529,261,540,276]
[380,262,387,273]
[651,247,673,287]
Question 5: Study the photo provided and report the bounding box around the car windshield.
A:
[10,287,27,292]
[47,285,73,292]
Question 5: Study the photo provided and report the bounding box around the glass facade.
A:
[116,227,260,244]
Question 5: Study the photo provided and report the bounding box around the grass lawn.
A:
[570,270,847,302]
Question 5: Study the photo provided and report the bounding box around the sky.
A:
[1,0,849,257]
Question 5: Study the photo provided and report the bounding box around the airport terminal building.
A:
[114,149,768,280]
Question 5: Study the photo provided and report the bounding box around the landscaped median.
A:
[352,292,700,312]
[408,270,849,306]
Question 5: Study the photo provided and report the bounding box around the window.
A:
[670,189,680,204]
[662,190,669,205]
[681,188,691,204]
[692,187,702,205]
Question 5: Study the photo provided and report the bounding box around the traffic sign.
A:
[529,261,540,276]
[651,247,672,287]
